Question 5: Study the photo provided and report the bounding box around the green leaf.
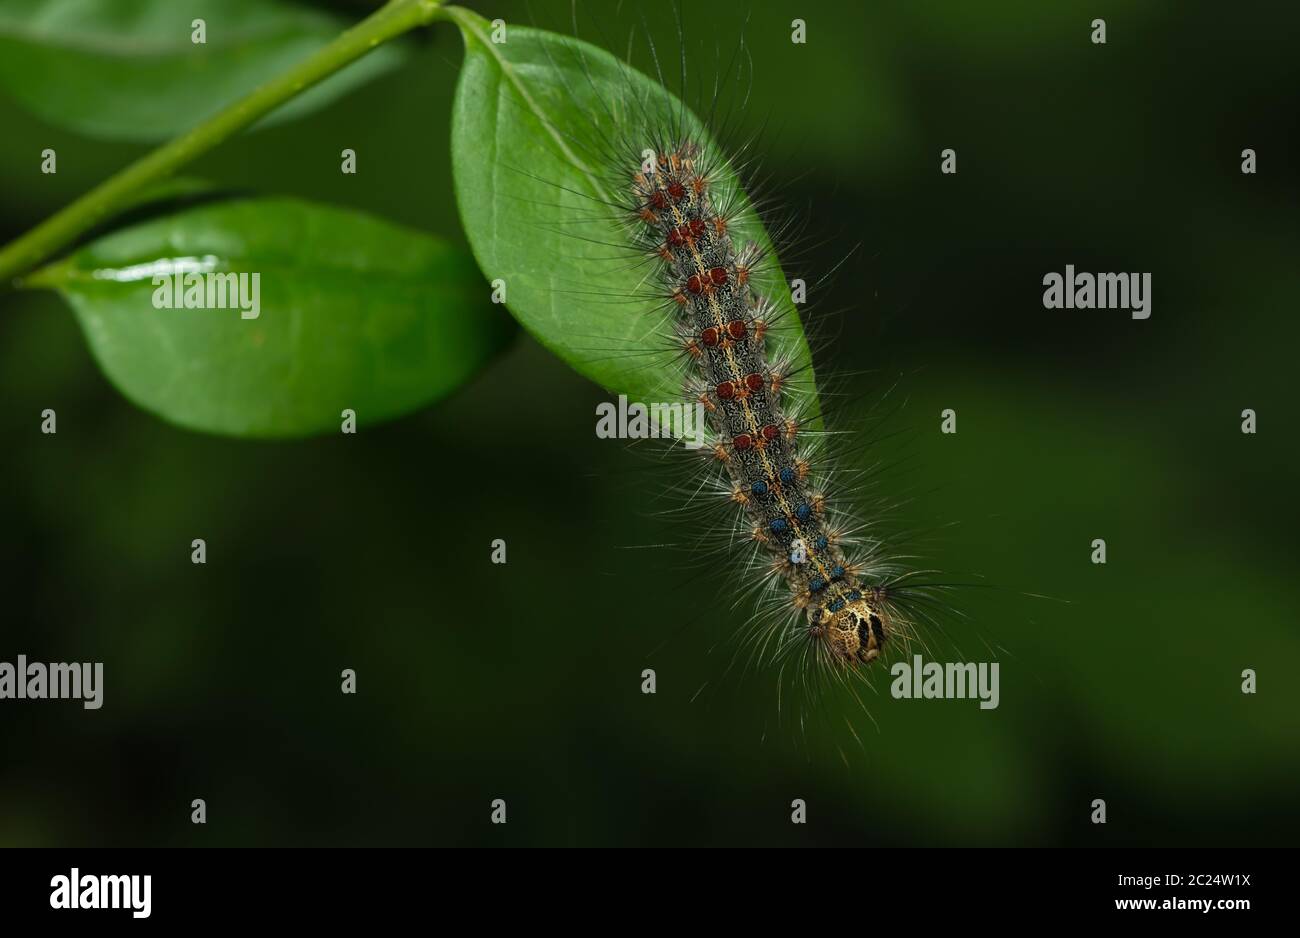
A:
[0,0,406,141]
[447,9,820,424]
[24,196,515,437]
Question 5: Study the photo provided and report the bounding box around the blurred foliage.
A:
[0,0,1296,845]
[0,0,407,140]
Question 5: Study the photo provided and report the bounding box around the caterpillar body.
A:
[629,143,889,668]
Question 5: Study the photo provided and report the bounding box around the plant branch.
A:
[0,0,446,287]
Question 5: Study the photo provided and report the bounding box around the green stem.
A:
[0,0,446,287]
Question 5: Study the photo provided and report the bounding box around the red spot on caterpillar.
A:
[745,373,764,392]
[716,381,736,400]
[687,274,704,295]
[667,227,685,247]
[733,433,753,450]
[667,181,686,202]
[689,219,707,238]
[710,266,728,285]
[726,319,747,339]
[701,327,720,347]
[649,190,668,210]
[761,424,780,442]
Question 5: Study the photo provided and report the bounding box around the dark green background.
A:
[1,0,1296,845]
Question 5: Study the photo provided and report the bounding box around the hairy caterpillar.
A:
[628,145,889,667]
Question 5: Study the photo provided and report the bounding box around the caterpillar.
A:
[628,145,890,668]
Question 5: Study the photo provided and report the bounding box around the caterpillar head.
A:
[811,595,888,666]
